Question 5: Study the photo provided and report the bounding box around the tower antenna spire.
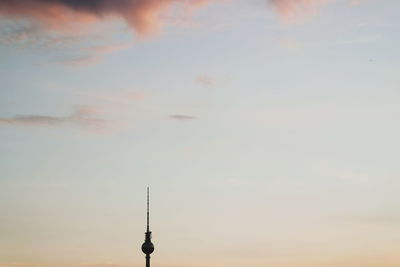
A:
[147,187,149,232]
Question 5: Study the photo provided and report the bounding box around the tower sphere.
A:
[142,241,154,254]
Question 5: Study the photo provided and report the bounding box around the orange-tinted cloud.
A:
[0,0,212,36]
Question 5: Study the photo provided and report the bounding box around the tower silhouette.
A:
[141,187,154,267]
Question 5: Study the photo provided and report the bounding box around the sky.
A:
[0,0,399,266]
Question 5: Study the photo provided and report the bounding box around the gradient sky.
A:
[1,0,400,266]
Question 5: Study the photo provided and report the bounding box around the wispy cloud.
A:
[55,54,102,67]
[56,41,134,67]
[0,106,107,132]
[0,0,214,37]
[0,20,132,67]
[78,90,148,104]
[195,74,216,88]
[169,114,197,120]
[195,74,231,88]
[0,22,84,48]
[88,42,134,55]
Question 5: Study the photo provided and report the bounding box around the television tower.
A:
[141,187,154,267]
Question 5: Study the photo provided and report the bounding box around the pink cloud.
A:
[269,0,331,23]
[269,0,366,23]
[88,42,134,54]
[0,0,213,36]
[195,74,216,88]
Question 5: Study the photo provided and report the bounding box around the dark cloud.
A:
[0,107,106,131]
[169,114,197,120]
[0,0,212,36]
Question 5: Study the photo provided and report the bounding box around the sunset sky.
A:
[0,0,399,266]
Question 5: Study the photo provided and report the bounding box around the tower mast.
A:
[141,187,154,267]
[147,187,149,232]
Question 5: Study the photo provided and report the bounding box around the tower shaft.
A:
[141,187,154,267]
[146,255,150,267]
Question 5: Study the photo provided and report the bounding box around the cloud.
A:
[0,20,134,67]
[269,0,331,23]
[56,41,134,67]
[195,74,231,88]
[195,74,216,88]
[0,21,84,47]
[88,42,134,54]
[0,0,213,36]
[78,90,148,104]
[269,0,366,23]
[0,106,107,132]
[169,114,197,120]
[56,54,102,67]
